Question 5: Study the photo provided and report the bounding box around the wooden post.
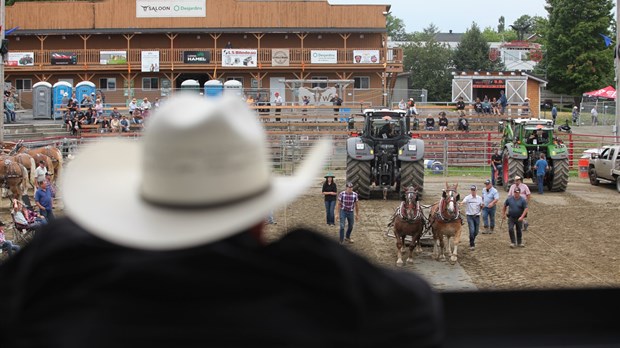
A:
[297,33,308,73]
[166,33,178,71]
[210,33,222,79]
[36,35,47,69]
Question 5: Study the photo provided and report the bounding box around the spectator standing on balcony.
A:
[274,92,283,122]
[330,93,343,122]
[225,41,233,48]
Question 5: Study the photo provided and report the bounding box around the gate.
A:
[452,79,472,102]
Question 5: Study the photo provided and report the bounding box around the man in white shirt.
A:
[34,160,47,188]
[508,175,531,230]
[462,185,483,250]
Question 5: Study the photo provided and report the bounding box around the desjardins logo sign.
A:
[136,0,206,18]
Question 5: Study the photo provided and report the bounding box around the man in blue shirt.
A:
[534,153,549,194]
[551,105,558,125]
[481,179,500,234]
[35,180,54,221]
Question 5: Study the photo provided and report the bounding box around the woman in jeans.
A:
[322,173,337,226]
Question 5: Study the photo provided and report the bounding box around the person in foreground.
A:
[0,94,443,348]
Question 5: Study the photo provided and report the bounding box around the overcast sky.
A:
[329,0,549,33]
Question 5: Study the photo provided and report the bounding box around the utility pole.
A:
[0,0,5,143]
[615,0,620,140]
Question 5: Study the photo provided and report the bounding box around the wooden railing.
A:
[7,47,403,71]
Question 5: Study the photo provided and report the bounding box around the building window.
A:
[142,77,159,90]
[100,78,117,91]
[312,76,327,88]
[15,79,32,91]
[354,76,370,89]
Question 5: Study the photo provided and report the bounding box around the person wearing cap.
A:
[534,153,549,194]
[44,172,56,198]
[462,185,484,250]
[502,187,528,248]
[0,221,20,257]
[273,92,283,121]
[128,97,138,116]
[572,105,579,124]
[34,179,54,222]
[34,160,47,188]
[508,175,531,230]
[481,179,500,234]
[336,182,360,244]
[0,95,443,347]
[321,172,338,226]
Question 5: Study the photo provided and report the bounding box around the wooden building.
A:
[5,0,403,107]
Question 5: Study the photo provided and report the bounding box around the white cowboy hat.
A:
[63,94,331,250]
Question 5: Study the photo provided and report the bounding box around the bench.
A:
[78,124,101,135]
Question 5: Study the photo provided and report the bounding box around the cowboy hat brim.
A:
[63,138,331,250]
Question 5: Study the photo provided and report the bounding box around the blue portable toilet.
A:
[32,81,53,120]
[52,81,73,120]
[424,159,444,174]
[223,79,243,97]
[180,79,201,94]
[75,81,96,103]
[204,79,223,97]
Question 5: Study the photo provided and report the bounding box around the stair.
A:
[3,123,70,141]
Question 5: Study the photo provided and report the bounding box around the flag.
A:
[599,33,613,47]
[5,27,19,35]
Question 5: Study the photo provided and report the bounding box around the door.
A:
[452,79,472,102]
[270,77,286,105]
[506,79,527,104]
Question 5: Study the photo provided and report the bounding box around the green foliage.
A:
[402,24,453,101]
[386,13,409,41]
[482,26,518,42]
[498,16,505,33]
[545,0,615,95]
[453,23,503,71]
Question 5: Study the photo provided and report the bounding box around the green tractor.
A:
[498,118,569,192]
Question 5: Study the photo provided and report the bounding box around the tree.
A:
[498,16,506,33]
[545,0,614,95]
[386,14,408,41]
[453,23,503,71]
[511,15,535,40]
[402,24,453,101]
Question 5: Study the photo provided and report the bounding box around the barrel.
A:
[578,158,589,179]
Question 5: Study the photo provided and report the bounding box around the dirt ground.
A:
[265,173,620,291]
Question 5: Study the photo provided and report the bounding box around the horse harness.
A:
[433,192,464,225]
[2,160,22,189]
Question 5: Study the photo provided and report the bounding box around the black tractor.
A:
[346,109,425,199]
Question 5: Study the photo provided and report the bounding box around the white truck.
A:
[588,145,620,192]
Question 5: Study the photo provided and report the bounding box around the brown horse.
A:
[390,186,426,266]
[0,159,26,207]
[428,183,463,264]
[14,143,63,183]
[11,153,36,195]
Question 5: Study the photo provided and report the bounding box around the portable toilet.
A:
[223,79,243,97]
[180,79,201,94]
[204,79,223,97]
[52,81,73,119]
[75,81,96,103]
[32,81,53,120]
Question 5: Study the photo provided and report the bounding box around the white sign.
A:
[311,50,337,64]
[353,50,380,64]
[6,52,34,66]
[222,49,257,67]
[136,0,206,18]
[141,51,160,72]
[271,49,290,67]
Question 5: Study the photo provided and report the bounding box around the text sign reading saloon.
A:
[311,50,337,64]
[136,0,206,18]
[183,51,211,64]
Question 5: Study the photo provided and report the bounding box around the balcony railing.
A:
[6,47,403,71]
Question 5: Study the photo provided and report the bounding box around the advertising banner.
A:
[141,51,160,72]
[353,50,380,64]
[222,49,257,67]
[51,52,78,65]
[6,52,34,66]
[271,49,290,67]
[136,0,206,18]
[183,51,211,64]
[100,51,127,65]
[310,50,337,64]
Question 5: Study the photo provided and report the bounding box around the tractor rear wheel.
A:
[400,159,424,197]
[346,157,371,199]
[502,150,524,192]
[550,158,569,192]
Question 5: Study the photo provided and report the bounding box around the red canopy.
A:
[583,86,616,100]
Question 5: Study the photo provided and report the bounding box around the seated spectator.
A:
[425,115,435,131]
[94,99,104,117]
[81,94,93,109]
[482,97,491,114]
[0,221,20,257]
[12,199,46,230]
[474,98,483,114]
[458,115,469,132]
[438,112,449,131]
[120,115,131,132]
[491,97,500,115]
[110,107,122,119]
[456,96,466,116]
[129,98,138,116]
[99,116,111,133]
[110,116,121,133]
[132,110,144,126]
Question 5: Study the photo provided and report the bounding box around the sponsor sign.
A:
[183,51,211,64]
[271,49,289,67]
[100,51,127,65]
[6,52,34,66]
[136,0,206,18]
[353,50,380,64]
[473,79,505,89]
[222,49,257,67]
[51,52,77,65]
[310,50,337,64]
[141,51,160,72]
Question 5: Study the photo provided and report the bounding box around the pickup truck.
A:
[588,145,620,192]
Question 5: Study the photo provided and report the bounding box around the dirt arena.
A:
[265,173,620,291]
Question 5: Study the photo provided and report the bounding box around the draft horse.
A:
[428,183,463,264]
[389,186,426,266]
[0,159,26,208]
[14,142,63,183]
